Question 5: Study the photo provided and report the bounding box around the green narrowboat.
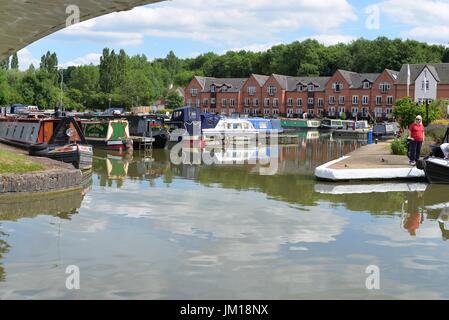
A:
[280,118,321,130]
[82,119,133,153]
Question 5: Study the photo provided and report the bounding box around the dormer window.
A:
[333,81,343,92]
[363,81,371,89]
[221,86,228,92]
[380,82,390,93]
[297,84,304,92]
[210,85,216,93]
[308,84,315,92]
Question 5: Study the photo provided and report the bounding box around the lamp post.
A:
[59,68,64,115]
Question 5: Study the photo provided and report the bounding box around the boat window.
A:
[30,127,35,137]
[19,126,25,139]
[13,125,17,136]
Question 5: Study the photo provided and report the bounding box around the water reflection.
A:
[2,135,449,299]
[0,189,87,284]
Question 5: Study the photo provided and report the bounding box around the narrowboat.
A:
[332,121,373,140]
[167,106,221,136]
[280,118,321,130]
[126,114,168,149]
[373,122,399,140]
[0,116,93,170]
[320,119,344,130]
[81,118,133,153]
[247,118,284,134]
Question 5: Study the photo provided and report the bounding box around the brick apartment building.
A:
[184,63,449,119]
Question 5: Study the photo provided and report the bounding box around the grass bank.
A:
[0,150,45,174]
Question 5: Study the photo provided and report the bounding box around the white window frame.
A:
[248,86,256,95]
[273,98,279,107]
[264,98,270,107]
[318,98,324,107]
[363,82,371,89]
[308,97,314,105]
[380,82,390,93]
[287,98,293,107]
[329,96,335,105]
[376,96,382,106]
[362,96,369,105]
[268,86,277,96]
[190,87,198,96]
[230,99,236,107]
[387,96,394,106]
[339,96,345,105]
[333,81,343,92]
[352,96,359,105]
[297,98,303,107]
[222,98,227,107]
[253,98,259,107]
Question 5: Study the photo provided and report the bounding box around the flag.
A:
[407,64,411,97]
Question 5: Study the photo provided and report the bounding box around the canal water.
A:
[1,134,449,299]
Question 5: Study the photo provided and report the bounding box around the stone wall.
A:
[0,169,83,194]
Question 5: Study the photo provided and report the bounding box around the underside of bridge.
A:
[0,0,165,61]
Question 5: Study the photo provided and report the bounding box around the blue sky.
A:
[17,0,449,70]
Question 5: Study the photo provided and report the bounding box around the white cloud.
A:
[61,52,102,68]
[378,0,449,44]
[49,0,357,47]
[17,48,39,71]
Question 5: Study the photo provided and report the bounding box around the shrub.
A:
[391,137,408,156]
[426,126,447,144]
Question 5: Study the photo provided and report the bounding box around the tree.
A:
[393,97,443,128]
[0,57,9,70]
[165,91,184,109]
[10,53,19,70]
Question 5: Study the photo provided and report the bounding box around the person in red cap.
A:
[408,115,425,166]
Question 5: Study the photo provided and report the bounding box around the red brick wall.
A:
[185,77,203,107]
[262,75,286,114]
[241,75,265,114]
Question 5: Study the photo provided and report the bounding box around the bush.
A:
[391,137,408,155]
[426,126,447,144]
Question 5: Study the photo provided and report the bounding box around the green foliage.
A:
[393,97,444,128]
[391,137,408,155]
[340,112,347,120]
[2,37,449,112]
[165,91,184,109]
[426,125,447,144]
[10,53,19,70]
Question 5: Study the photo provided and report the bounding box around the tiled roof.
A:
[286,76,331,92]
[202,77,247,93]
[337,70,381,89]
[396,63,449,85]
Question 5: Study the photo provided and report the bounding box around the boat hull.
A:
[47,145,93,171]
[423,157,449,184]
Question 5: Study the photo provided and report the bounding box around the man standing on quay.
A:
[408,115,425,166]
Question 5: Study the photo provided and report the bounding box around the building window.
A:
[196,99,200,107]
[287,108,294,115]
[211,98,216,105]
[351,107,359,114]
[363,81,371,89]
[339,96,345,105]
[264,98,270,107]
[318,98,324,107]
[203,99,209,106]
[252,109,258,115]
[308,84,314,92]
[329,107,336,116]
[375,107,383,117]
[297,85,304,92]
[203,108,209,114]
[308,97,314,106]
[187,99,192,106]
[376,96,382,105]
[362,96,369,105]
[268,86,277,96]
[230,99,236,107]
[264,109,270,115]
[297,108,303,114]
[253,99,259,107]
[333,81,343,92]
[248,86,256,95]
[387,96,394,105]
[329,96,335,105]
[244,108,250,114]
[244,98,250,107]
[352,96,359,105]
[287,98,293,107]
[222,99,227,107]
[422,80,430,91]
[339,107,346,114]
[273,109,279,115]
[380,82,390,93]
[273,98,279,107]
[362,107,368,116]
[386,107,393,115]
[297,98,303,107]
[190,87,198,96]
